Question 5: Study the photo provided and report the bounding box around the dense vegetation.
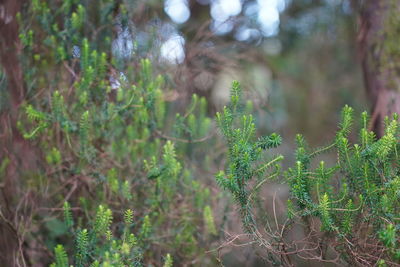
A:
[0,0,399,266]
[5,1,218,265]
[217,81,400,266]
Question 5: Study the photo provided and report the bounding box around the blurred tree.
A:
[0,0,37,264]
[354,0,400,137]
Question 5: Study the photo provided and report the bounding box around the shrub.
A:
[217,81,400,266]
[14,1,218,265]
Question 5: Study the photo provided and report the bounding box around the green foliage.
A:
[124,209,134,225]
[203,205,217,235]
[17,1,218,265]
[15,1,400,266]
[216,81,283,233]
[52,244,69,267]
[0,157,10,181]
[94,205,113,237]
[380,224,397,248]
[319,193,333,231]
[63,202,74,229]
[79,110,90,155]
[139,215,151,240]
[52,206,146,266]
[217,81,400,265]
[163,253,173,267]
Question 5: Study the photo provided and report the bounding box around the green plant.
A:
[51,205,145,267]
[215,81,283,235]
[11,1,220,265]
[217,81,400,266]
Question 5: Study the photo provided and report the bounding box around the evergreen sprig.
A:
[51,244,69,267]
[216,81,283,233]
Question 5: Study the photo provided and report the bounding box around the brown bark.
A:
[0,0,36,265]
[0,0,24,111]
[356,0,400,137]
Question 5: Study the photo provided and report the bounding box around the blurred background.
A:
[0,0,369,164]
[122,0,367,152]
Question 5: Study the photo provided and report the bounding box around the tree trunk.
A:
[0,0,36,265]
[356,0,400,137]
